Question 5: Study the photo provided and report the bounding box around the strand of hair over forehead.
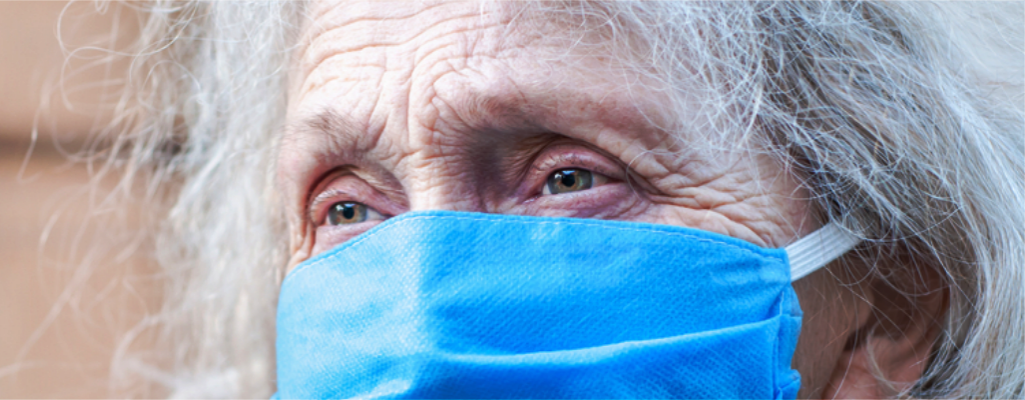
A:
[83,1,1022,398]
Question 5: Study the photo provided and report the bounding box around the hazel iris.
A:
[546,169,593,195]
[328,202,369,225]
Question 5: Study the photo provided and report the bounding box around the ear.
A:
[822,259,947,399]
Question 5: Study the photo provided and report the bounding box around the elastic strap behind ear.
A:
[785,223,861,281]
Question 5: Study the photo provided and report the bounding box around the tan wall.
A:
[0,1,124,142]
[1,2,155,398]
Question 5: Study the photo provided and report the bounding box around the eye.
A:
[326,201,384,225]
[543,168,606,195]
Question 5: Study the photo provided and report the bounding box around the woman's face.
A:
[277,2,873,398]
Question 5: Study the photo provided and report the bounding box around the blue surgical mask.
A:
[274,211,858,399]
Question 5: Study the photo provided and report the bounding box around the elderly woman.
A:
[93,1,1022,398]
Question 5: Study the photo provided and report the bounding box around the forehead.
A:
[288,1,661,110]
[284,1,676,164]
[294,2,555,102]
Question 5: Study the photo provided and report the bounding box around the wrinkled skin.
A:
[277,2,936,398]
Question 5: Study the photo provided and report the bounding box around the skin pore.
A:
[277,2,940,398]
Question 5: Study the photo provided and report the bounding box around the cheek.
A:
[791,263,874,398]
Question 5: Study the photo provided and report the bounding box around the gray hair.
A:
[85,1,1022,398]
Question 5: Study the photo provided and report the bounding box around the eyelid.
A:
[309,189,363,225]
[306,171,397,226]
[527,145,625,194]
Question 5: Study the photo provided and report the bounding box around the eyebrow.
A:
[285,109,358,147]
[283,108,381,165]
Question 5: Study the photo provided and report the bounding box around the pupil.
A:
[342,204,355,219]
[560,171,577,188]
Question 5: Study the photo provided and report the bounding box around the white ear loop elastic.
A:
[784,222,861,281]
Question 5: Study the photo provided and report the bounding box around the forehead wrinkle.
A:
[409,20,507,69]
[304,0,451,33]
[424,65,667,152]
[297,3,502,83]
[299,1,450,47]
[302,13,481,80]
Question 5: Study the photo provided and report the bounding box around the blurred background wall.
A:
[1,2,158,397]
